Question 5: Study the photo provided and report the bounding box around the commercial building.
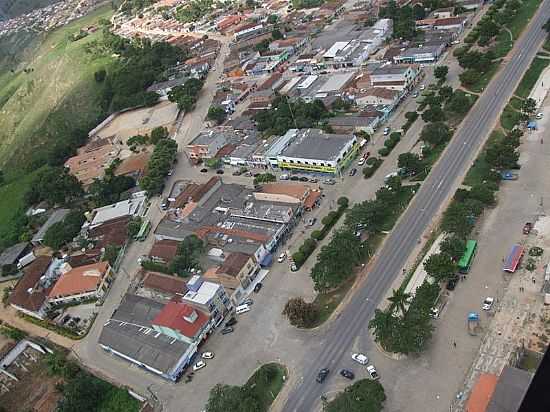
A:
[182,275,232,326]
[87,191,148,229]
[370,65,419,91]
[274,129,358,175]
[99,294,212,381]
[393,44,445,64]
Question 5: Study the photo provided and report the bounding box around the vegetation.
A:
[205,363,286,412]
[515,57,550,99]
[43,210,86,250]
[253,173,277,185]
[292,0,324,9]
[140,139,178,195]
[283,297,320,328]
[324,379,385,412]
[170,235,205,276]
[363,157,383,178]
[175,0,214,23]
[168,78,205,111]
[379,1,417,40]
[207,105,227,125]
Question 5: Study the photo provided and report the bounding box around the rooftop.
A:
[149,239,179,262]
[486,366,532,412]
[32,209,70,243]
[90,191,147,227]
[152,301,209,339]
[279,129,356,162]
[143,272,189,296]
[0,242,28,266]
[8,256,53,312]
[372,64,413,76]
[217,252,251,277]
[183,276,220,305]
[466,373,499,412]
[48,261,110,299]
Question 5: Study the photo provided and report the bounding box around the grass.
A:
[544,39,550,52]
[380,185,419,231]
[510,96,524,110]
[246,363,287,411]
[507,0,543,40]
[310,273,358,327]
[515,57,550,99]
[500,103,522,130]
[464,130,506,186]
[467,64,500,93]
[494,29,513,58]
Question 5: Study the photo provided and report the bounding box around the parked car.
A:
[482,297,494,311]
[253,282,263,293]
[201,352,215,359]
[193,361,206,371]
[278,252,287,263]
[536,112,543,119]
[351,353,368,365]
[383,127,391,135]
[236,304,251,314]
[412,92,419,98]
[243,298,254,306]
[446,276,458,291]
[232,170,242,176]
[367,365,379,380]
[419,84,426,91]
[299,176,309,182]
[358,158,366,166]
[225,317,237,327]
[309,178,318,183]
[430,307,440,319]
[324,178,336,185]
[290,176,300,181]
[200,168,208,173]
[216,169,224,175]
[160,198,169,211]
[307,217,317,226]
[523,222,533,234]
[290,263,298,272]
[363,151,370,159]
[349,168,357,176]
[221,326,234,334]
[316,368,330,383]
[280,174,290,180]
[340,369,355,380]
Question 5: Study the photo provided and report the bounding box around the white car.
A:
[278,252,287,263]
[419,84,426,91]
[482,297,494,311]
[201,352,215,359]
[193,360,206,371]
[358,157,366,166]
[367,365,379,380]
[536,113,543,119]
[351,353,368,365]
[383,127,391,135]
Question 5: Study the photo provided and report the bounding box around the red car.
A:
[523,222,533,235]
[363,151,371,160]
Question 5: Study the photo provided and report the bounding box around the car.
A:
[290,176,300,181]
[167,169,173,176]
[232,170,242,176]
[299,176,309,182]
[358,158,366,166]
[419,84,426,91]
[278,252,287,263]
[309,178,318,183]
[523,222,533,234]
[412,91,419,98]
[236,304,251,314]
[193,361,206,371]
[316,368,330,383]
[351,353,368,365]
[324,178,336,185]
[201,352,215,359]
[243,298,254,306]
[446,276,458,291]
[367,365,379,380]
[221,326,234,334]
[383,127,391,135]
[482,297,494,311]
[307,217,317,226]
[536,112,543,119]
[290,263,298,272]
[225,317,237,327]
[160,198,169,211]
[340,369,355,380]
[280,174,290,180]
[349,168,357,176]
[363,151,370,159]
[200,168,208,173]
[430,307,440,319]
[216,169,224,174]
[253,282,263,293]
[452,40,460,45]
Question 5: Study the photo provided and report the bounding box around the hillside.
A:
[0,0,60,20]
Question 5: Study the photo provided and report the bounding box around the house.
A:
[149,239,179,265]
[269,37,308,55]
[87,191,148,229]
[204,252,260,304]
[143,272,188,297]
[8,256,54,319]
[354,88,400,108]
[370,65,419,91]
[393,44,445,64]
[457,0,482,10]
[86,216,130,255]
[254,183,311,205]
[114,152,151,180]
[146,77,188,98]
[31,209,70,247]
[99,294,210,381]
[327,114,381,135]
[47,261,113,305]
[217,15,242,32]
[0,242,32,273]
[432,7,454,18]
[416,16,467,32]
[234,22,264,41]
[182,275,232,326]
[186,129,230,161]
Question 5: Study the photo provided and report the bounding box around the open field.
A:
[0,5,114,168]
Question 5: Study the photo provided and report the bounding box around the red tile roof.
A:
[152,301,209,339]
[48,261,110,299]
[217,252,251,277]
[9,256,52,312]
[143,272,188,295]
[149,240,179,263]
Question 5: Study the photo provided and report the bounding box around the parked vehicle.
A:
[316,368,330,383]
[278,252,287,263]
[299,176,309,182]
[349,168,357,176]
[201,352,215,359]
[200,168,208,173]
[193,361,206,371]
[290,176,300,181]
[340,369,355,380]
[280,174,290,180]
[383,127,391,135]
[467,312,481,336]
[536,112,543,119]
[236,304,251,314]
[482,297,494,311]
[243,298,254,306]
[221,326,234,334]
[307,218,317,226]
[523,222,533,234]
[446,276,458,291]
[290,263,298,272]
[309,178,318,183]
[324,178,336,185]
[160,198,169,211]
[216,169,224,175]
[225,317,237,327]
[253,282,263,293]
[367,365,379,380]
[358,158,366,166]
[351,353,368,365]
[363,151,370,159]
[500,170,519,180]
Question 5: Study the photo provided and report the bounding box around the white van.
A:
[280,174,289,180]
[235,304,251,315]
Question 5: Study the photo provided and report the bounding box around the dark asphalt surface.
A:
[283,2,550,411]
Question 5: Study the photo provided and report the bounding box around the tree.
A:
[94,69,106,82]
[150,126,169,144]
[337,196,349,208]
[421,105,446,122]
[405,111,419,123]
[468,183,496,206]
[424,253,457,282]
[102,244,121,266]
[485,139,519,169]
[368,309,401,352]
[331,98,351,112]
[282,297,320,328]
[207,105,227,125]
[446,91,472,115]
[267,14,278,24]
[127,217,142,239]
[440,235,466,261]
[460,69,482,87]
[420,122,451,146]
[521,98,537,115]
[388,288,411,316]
[543,17,550,33]
[170,235,204,276]
[272,29,284,40]
[25,166,83,207]
[434,65,448,82]
[205,158,222,169]
[398,153,422,176]
[253,173,276,185]
[324,379,386,412]
[438,86,453,100]
[43,210,85,250]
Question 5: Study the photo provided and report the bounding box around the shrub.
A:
[311,230,323,240]
[365,156,379,166]
[378,147,390,157]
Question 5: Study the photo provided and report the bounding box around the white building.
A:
[370,65,419,91]
[88,191,148,228]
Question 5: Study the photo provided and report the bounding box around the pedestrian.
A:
[453,341,457,348]
[533,277,536,284]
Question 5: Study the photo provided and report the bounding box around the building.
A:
[393,44,445,64]
[47,261,113,305]
[146,77,188,98]
[87,191,148,228]
[31,209,70,247]
[114,152,151,180]
[204,252,260,304]
[275,129,358,175]
[354,88,400,107]
[182,275,232,326]
[99,294,211,381]
[148,239,179,265]
[370,65,419,91]
[416,16,467,31]
[233,22,264,41]
[327,113,381,135]
[465,373,499,412]
[0,242,32,271]
[8,256,54,319]
[142,272,188,297]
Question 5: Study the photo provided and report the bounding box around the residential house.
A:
[146,77,188,98]
[114,152,151,180]
[432,7,454,18]
[370,65,419,91]
[87,191,148,229]
[0,242,32,272]
[269,36,308,56]
[182,275,232,326]
[149,239,180,265]
[416,16,467,32]
[354,88,400,108]
[142,272,188,297]
[233,22,264,41]
[152,301,212,346]
[186,129,230,161]
[327,113,381,135]
[47,261,113,305]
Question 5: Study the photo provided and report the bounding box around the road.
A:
[282,2,550,411]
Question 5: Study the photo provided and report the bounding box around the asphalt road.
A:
[283,3,550,411]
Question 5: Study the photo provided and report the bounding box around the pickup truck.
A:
[523,222,533,235]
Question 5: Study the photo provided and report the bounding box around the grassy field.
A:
[515,57,550,99]
[500,103,522,130]
[468,64,500,93]
[0,5,114,167]
[246,363,287,411]
[508,0,543,39]
[464,130,506,186]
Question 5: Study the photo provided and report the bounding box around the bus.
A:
[458,240,477,274]
[503,244,524,273]
[134,219,151,241]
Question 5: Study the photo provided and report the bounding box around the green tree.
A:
[25,166,83,207]
[438,86,453,100]
[43,210,85,250]
[205,384,261,412]
[331,98,351,112]
[521,98,537,115]
[282,297,319,328]
[398,153,422,176]
[434,65,448,82]
[102,244,121,266]
[368,309,401,352]
[207,105,227,125]
[460,69,482,87]
[150,126,169,144]
[420,122,451,146]
[440,235,466,261]
[170,235,204,276]
[446,91,473,115]
[468,183,496,206]
[423,253,457,282]
[127,217,143,239]
[337,196,349,208]
[421,105,446,122]
[272,29,283,40]
[253,173,276,185]
[485,140,519,169]
[324,379,386,412]
[387,288,411,316]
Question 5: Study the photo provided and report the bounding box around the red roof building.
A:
[149,239,180,265]
[152,301,211,344]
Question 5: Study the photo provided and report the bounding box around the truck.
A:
[467,312,481,336]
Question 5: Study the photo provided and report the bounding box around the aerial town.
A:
[0,0,550,411]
